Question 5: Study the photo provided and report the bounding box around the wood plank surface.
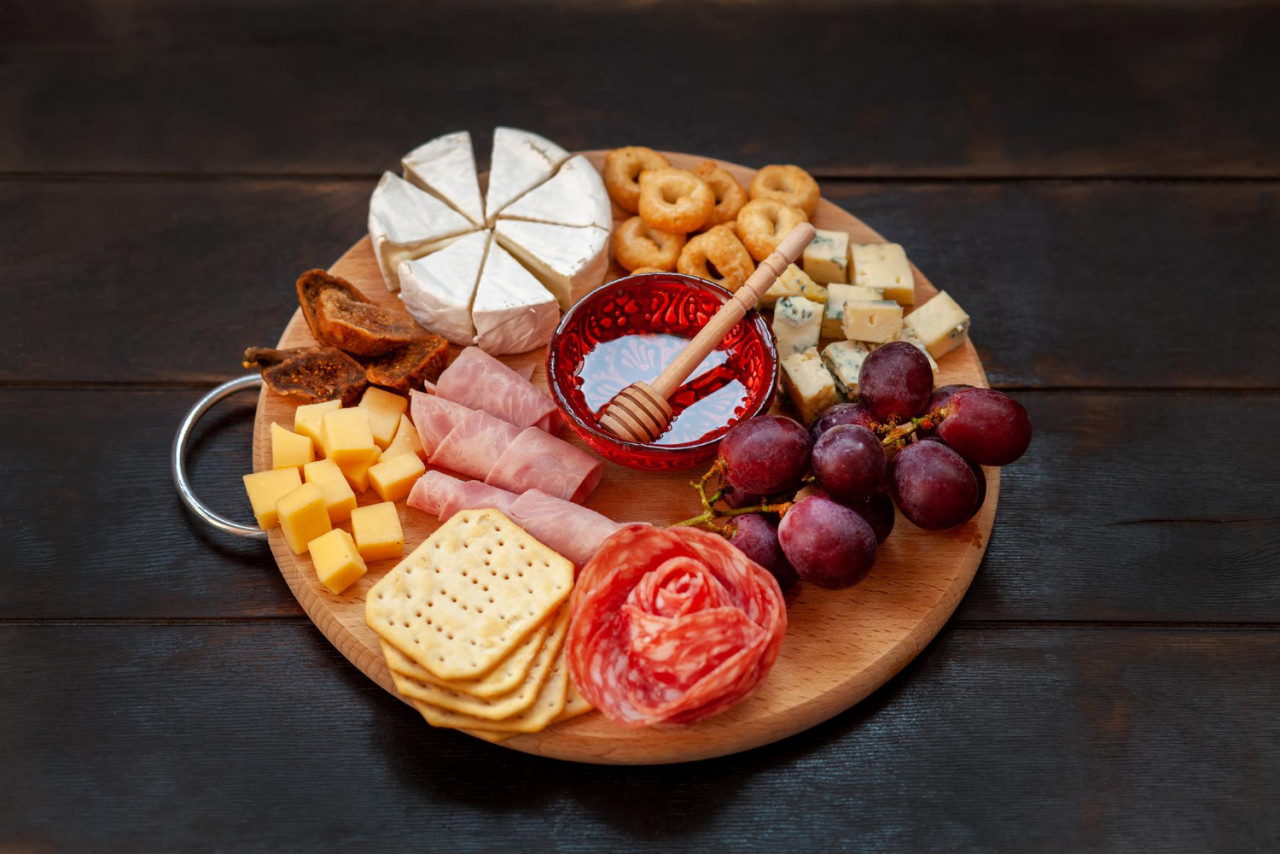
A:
[5,179,1280,388]
[2,623,1277,851]
[5,387,1278,624]
[4,1,1280,178]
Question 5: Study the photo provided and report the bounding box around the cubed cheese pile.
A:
[771,238,972,424]
[242,387,426,594]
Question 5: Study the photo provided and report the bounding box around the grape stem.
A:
[673,459,793,532]
[880,406,947,450]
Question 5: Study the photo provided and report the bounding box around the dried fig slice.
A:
[295,269,367,342]
[313,289,424,357]
[360,335,449,393]
[243,346,367,406]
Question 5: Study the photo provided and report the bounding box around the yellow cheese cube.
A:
[293,399,341,449]
[275,483,332,555]
[303,458,358,524]
[242,467,302,530]
[823,284,883,339]
[270,422,314,470]
[851,242,915,306]
[307,528,367,595]
[802,228,849,285]
[841,300,903,344]
[359,387,409,450]
[350,501,404,562]
[339,449,381,494]
[760,264,827,309]
[368,452,426,503]
[382,414,426,462]
[321,408,379,466]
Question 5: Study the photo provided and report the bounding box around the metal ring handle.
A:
[172,375,269,541]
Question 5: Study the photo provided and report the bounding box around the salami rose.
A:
[568,525,787,727]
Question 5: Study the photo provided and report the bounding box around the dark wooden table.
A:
[4,1,1279,850]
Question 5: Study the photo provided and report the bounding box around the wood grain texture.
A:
[3,623,1278,852]
[248,152,994,762]
[4,1,1280,178]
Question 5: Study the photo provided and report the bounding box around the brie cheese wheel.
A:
[470,241,560,355]
[368,172,477,292]
[493,220,610,311]
[496,154,612,231]
[402,131,486,227]
[398,230,491,346]
[483,127,570,222]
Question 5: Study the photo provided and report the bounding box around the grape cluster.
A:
[710,342,1031,591]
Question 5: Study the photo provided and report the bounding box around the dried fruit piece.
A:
[360,335,448,393]
[242,346,367,406]
[314,289,425,357]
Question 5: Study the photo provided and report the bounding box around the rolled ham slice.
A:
[410,390,472,456]
[429,409,521,480]
[486,426,603,504]
[407,470,518,520]
[433,346,563,435]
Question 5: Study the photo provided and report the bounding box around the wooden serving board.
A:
[251,151,996,764]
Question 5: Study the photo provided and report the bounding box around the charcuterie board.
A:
[251,151,996,764]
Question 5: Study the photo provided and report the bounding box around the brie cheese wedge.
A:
[402,131,486,227]
[368,172,476,292]
[398,230,491,346]
[496,154,612,231]
[470,241,560,355]
[483,127,570,222]
[493,220,610,310]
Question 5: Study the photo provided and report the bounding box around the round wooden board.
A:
[252,151,997,764]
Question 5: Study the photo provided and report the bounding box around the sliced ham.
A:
[410,390,472,456]
[434,346,563,435]
[507,489,624,566]
[406,470,517,520]
[429,409,521,480]
[486,426,603,504]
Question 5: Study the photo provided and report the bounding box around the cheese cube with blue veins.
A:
[897,328,941,380]
[761,264,828,309]
[851,243,915,306]
[822,284,883,339]
[802,229,849,285]
[902,290,970,359]
[772,296,823,356]
[821,340,873,399]
[781,348,841,425]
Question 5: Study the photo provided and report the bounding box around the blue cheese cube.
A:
[802,229,849,285]
[761,264,827,309]
[772,296,823,356]
[902,290,970,359]
[823,284,883,338]
[841,299,903,344]
[780,347,841,425]
[898,329,941,380]
[821,340,872,398]
[851,243,915,305]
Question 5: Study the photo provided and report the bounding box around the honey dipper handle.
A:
[650,222,816,400]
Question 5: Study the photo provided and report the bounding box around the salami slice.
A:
[567,525,786,727]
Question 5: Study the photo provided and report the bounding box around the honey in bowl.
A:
[545,273,778,471]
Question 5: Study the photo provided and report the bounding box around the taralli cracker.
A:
[639,168,715,234]
[737,198,809,262]
[365,508,573,680]
[613,216,686,272]
[380,614,552,698]
[603,146,670,214]
[692,160,748,228]
[748,164,820,218]
[677,225,756,292]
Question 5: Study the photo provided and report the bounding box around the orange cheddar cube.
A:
[350,501,404,562]
[359,387,409,450]
[368,452,426,503]
[242,467,302,530]
[381,413,426,462]
[321,408,378,466]
[275,483,332,555]
[307,528,367,595]
[303,458,358,524]
[293,399,341,449]
[338,448,381,494]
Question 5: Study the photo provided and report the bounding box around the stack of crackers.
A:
[366,508,591,741]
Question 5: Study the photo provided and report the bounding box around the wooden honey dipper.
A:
[599,222,817,443]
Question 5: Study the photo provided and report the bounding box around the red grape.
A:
[810,402,878,444]
[812,425,886,503]
[889,440,980,530]
[845,491,896,545]
[857,342,933,422]
[927,384,971,415]
[936,387,1032,465]
[721,488,764,509]
[719,415,811,494]
[729,513,799,588]
[777,496,878,589]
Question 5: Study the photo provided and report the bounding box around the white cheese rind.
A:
[772,296,823,356]
[841,299,903,344]
[368,172,476,292]
[802,228,849,285]
[821,340,872,399]
[493,220,610,311]
[483,127,570,222]
[902,290,970,359]
[851,242,915,306]
[470,241,560,355]
[780,348,840,425]
[402,131,486,227]
[761,264,827,309]
[398,230,490,346]
[823,283,883,338]
[497,154,612,231]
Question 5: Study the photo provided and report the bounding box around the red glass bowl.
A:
[546,273,778,471]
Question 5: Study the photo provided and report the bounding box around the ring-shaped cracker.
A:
[748,164,820,218]
[736,198,809,262]
[613,216,686,272]
[603,146,670,214]
[692,160,748,229]
[677,225,756,293]
[639,168,715,234]
[627,266,669,275]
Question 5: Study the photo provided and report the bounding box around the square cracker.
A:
[415,643,570,734]
[366,508,573,680]
[390,603,569,720]
[462,677,594,743]
[381,611,551,699]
